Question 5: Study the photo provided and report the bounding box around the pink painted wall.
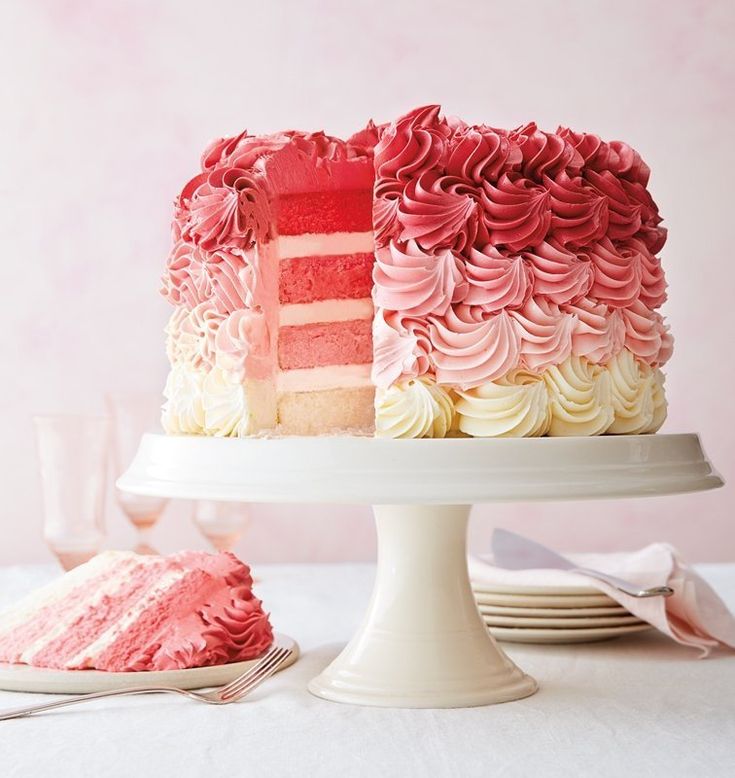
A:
[1,0,733,564]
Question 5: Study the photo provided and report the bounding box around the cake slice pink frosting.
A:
[0,551,273,672]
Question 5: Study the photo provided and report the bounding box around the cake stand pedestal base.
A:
[307,504,537,708]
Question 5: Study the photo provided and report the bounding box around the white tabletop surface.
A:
[1,562,734,778]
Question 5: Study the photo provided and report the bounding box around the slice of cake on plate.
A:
[0,551,273,672]
[160,106,671,438]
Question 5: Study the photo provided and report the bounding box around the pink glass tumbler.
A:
[105,392,168,555]
[33,414,110,570]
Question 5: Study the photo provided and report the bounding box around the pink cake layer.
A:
[278,319,373,370]
[279,253,375,304]
[0,556,140,664]
[276,190,372,235]
[31,560,169,669]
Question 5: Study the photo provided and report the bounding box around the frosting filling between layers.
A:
[277,232,374,259]
[279,297,374,326]
[277,363,373,393]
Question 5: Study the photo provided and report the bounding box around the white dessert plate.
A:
[489,623,652,644]
[479,603,629,617]
[474,591,616,608]
[471,581,601,596]
[482,613,644,629]
[0,633,298,695]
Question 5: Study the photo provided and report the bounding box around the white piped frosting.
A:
[544,356,614,436]
[201,367,251,437]
[375,376,454,438]
[162,363,206,434]
[607,349,655,434]
[455,369,551,437]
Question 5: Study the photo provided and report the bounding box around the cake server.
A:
[490,529,674,599]
[0,644,293,721]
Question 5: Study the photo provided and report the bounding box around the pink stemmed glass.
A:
[106,392,169,555]
[191,500,250,553]
[33,414,110,570]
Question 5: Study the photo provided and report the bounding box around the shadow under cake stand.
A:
[118,433,722,709]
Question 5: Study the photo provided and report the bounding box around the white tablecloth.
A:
[1,563,734,778]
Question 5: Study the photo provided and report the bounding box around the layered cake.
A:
[161,106,671,438]
[0,551,273,671]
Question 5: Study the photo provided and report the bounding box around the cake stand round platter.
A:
[118,432,722,709]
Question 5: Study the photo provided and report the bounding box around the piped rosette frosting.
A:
[372,105,671,437]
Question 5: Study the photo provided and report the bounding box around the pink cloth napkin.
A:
[468,543,735,657]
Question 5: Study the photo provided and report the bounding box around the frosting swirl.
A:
[162,362,206,435]
[446,126,522,183]
[165,306,192,366]
[214,308,270,381]
[543,356,614,436]
[178,167,270,251]
[481,174,551,251]
[646,369,667,432]
[608,140,651,187]
[555,127,620,172]
[375,376,454,438]
[206,247,259,314]
[455,369,550,437]
[523,240,593,305]
[464,244,532,310]
[429,308,520,387]
[375,105,449,183]
[201,366,251,437]
[510,123,583,180]
[584,170,642,240]
[373,179,402,246]
[607,350,655,434]
[620,299,669,365]
[396,171,479,251]
[371,309,431,388]
[171,301,225,370]
[586,238,642,308]
[510,297,575,372]
[617,237,667,309]
[161,239,213,310]
[546,172,608,247]
[373,240,467,316]
[562,296,625,364]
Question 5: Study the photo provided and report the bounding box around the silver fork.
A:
[0,644,293,721]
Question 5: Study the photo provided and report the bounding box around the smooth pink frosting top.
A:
[372,105,670,388]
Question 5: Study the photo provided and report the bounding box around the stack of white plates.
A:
[473,581,652,644]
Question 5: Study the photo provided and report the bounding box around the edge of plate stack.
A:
[472,583,651,644]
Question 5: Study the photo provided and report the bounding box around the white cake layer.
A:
[276,232,374,260]
[279,298,374,327]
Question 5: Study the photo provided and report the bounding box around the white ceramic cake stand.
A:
[118,433,722,709]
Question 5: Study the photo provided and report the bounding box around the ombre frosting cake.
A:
[0,551,273,671]
[161,106,671,438]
